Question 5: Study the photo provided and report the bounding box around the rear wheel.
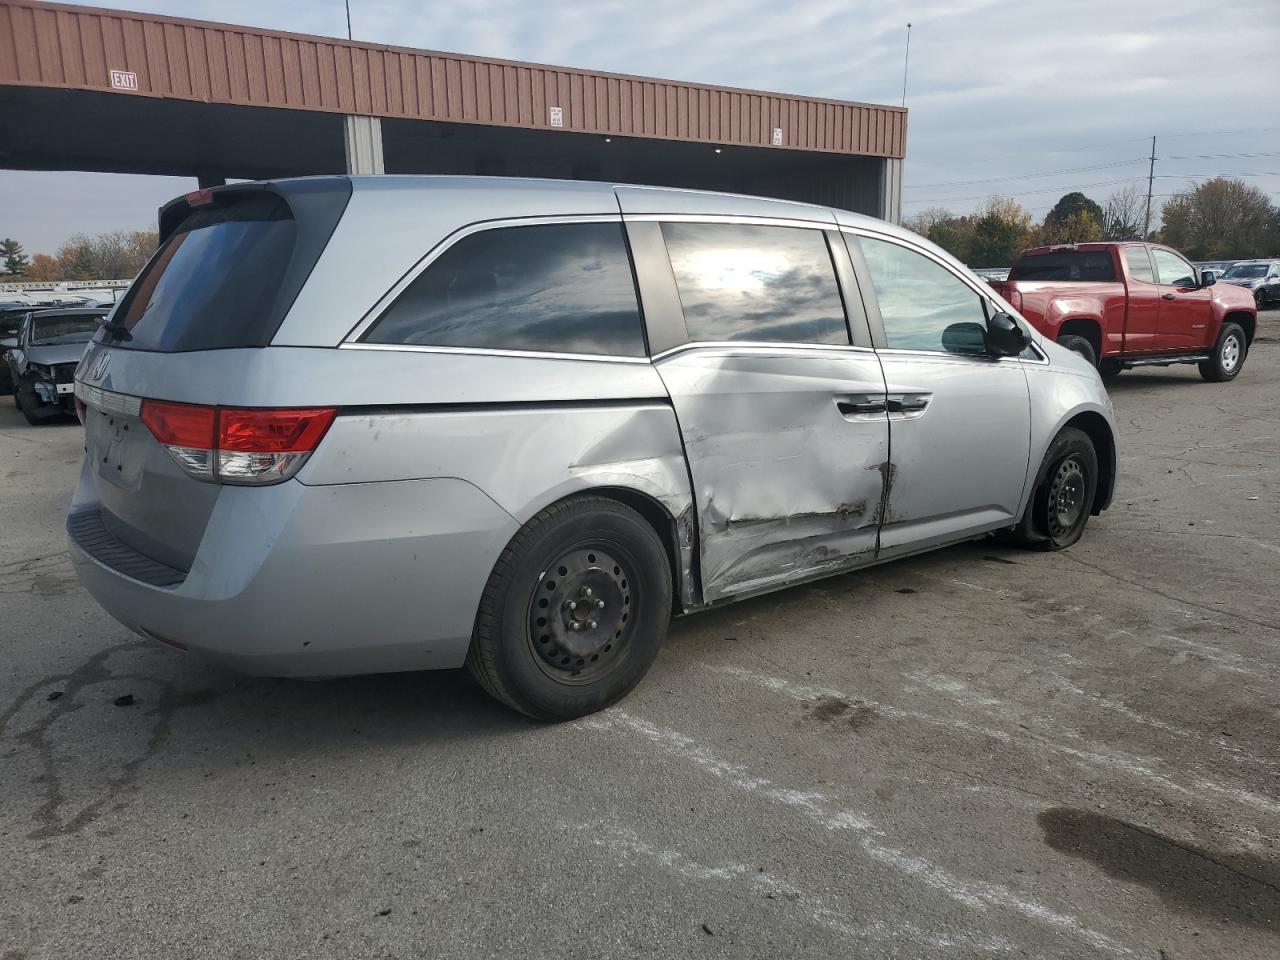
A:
[1058,334,1097,368]
[1098,359,1123,379]
[466,496,672,721]
[1002,427,1098,551]
[1199,322,1246,382]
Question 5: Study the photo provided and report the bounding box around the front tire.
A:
[15,384,41,425]
[1058,334,1097,368]
[1003,427,1098,551]
[1199,322,1247,382]
[466,496,672,721]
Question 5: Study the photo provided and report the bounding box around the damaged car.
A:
[69,177,1117,720]
[9,306,107,423]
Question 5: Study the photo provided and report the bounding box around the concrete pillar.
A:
[344,115,384,174]
[879,157,903,225]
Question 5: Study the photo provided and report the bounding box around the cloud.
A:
[2,0,1277,252]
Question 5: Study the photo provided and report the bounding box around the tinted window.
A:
[365,223,644,356]
[661,223,847,344]
[1124,247,1155,283]
[859,237,987,352]
[1008,251,1116,282]
[1222,263,1267,279]
[109,194,298,352]
[1151,249,1196,287]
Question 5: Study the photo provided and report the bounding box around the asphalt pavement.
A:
[2,316,1278,959]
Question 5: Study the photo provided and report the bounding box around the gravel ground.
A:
[2,313,1278,959]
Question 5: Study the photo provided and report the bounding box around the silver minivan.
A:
[70,177,1116,719]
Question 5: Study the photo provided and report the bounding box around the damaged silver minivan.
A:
[70,176,1116,719]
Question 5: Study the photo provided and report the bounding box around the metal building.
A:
[0,0,906,220]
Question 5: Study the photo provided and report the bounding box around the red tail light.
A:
[139,400,337,485]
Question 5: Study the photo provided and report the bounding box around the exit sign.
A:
[110,69,138,90]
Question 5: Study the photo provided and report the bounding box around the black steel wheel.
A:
[467,496,671,720]
[1002,427,1098,551]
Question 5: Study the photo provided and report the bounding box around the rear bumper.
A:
[67,460,519,676]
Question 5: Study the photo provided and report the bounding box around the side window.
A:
[858,236,987,353]
[660,222,848,344]
[363,222,645,356]
[1151,249,1196,287]
[1124,247,1155,284]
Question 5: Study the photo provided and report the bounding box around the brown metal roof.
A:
[0,0,907,158]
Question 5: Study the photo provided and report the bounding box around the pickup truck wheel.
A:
[1199,322,1247,383]
[1001,427,1098,551]
[1098,359,1123,379]
[1058,334,1097,368]
[466,495,672,721]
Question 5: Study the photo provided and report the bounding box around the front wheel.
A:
[1002,427,1098,551]
[1058,334,1097,368]
[1199,322,1247,382]
[466,496,672,720]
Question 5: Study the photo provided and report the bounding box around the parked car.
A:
[0,305,27,395]
[1218,259,1280,309]
[1193,260,1236,281]
[68,177,1117,720]
[7,307,107,423]
[990,242,1257,381]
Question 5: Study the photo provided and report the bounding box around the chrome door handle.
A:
[836,398,887,416]
[886,395,930,413]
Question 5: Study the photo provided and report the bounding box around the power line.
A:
[907,158,1144,191]
[1154,172,1280,178]
[901,176,1147,207]
[1162,151,1280,161]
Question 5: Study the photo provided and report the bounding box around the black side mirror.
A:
[1199,270,1216,287]
[985,311,1027,357]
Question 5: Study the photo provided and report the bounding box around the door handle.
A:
[1161,293,1176,301]
[886,397,929,413]
[836,398,887,416]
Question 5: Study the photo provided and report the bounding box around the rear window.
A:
[1008,251,1117,282]
[102,182,350,353]
[31,313,102,345]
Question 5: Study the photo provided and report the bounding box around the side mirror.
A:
[1200,270,1216,287]
[941,322,988,356]
[985,311,1027,357]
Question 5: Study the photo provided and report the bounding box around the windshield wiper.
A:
[98,318,132,342]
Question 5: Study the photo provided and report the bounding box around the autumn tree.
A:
[24,253,60,281]
[969,197,1035,267]
[1159,178,1278,259]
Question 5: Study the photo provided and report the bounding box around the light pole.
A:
[901,23,912,108]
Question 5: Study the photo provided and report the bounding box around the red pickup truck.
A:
[990,242,1257,382]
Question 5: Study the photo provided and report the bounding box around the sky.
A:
[2,0,1279,254]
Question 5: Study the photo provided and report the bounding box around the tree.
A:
[1044,209,1103,244]
[969,196,1034,267]
[1,238,29,276]
[25,253,60,281]
[905,207,979,263]
[1160,177,1277,259]
[56,235,96,280]
[1045,192,1104,232]
[1102,184,1145,240]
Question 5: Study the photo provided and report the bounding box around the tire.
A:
[1002,427,1098,551]
[466,496,672,721]
[15,384,41,425]
[1098,359,1123,379]
[1058,334,1097,368]
[1199,322,1247,382]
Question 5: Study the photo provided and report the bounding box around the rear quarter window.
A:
[362,222,646,357]
[1009,251,1117,282]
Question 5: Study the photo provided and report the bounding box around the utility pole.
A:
[1143,135,1156,239]
[345,0,352,40]
[901,23,912,108]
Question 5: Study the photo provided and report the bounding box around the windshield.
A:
[31,314,102,345]
[1222,264,1268,279]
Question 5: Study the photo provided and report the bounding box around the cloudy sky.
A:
[2,0,1278,254]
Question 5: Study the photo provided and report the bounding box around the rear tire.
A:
[466,496,672,721]
[1058,334,1097,368]
[1002,427,1098,551]
[1199,322,1246,382]
[1098,359,1123,379]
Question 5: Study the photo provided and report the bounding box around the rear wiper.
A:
[98,318,132,342]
